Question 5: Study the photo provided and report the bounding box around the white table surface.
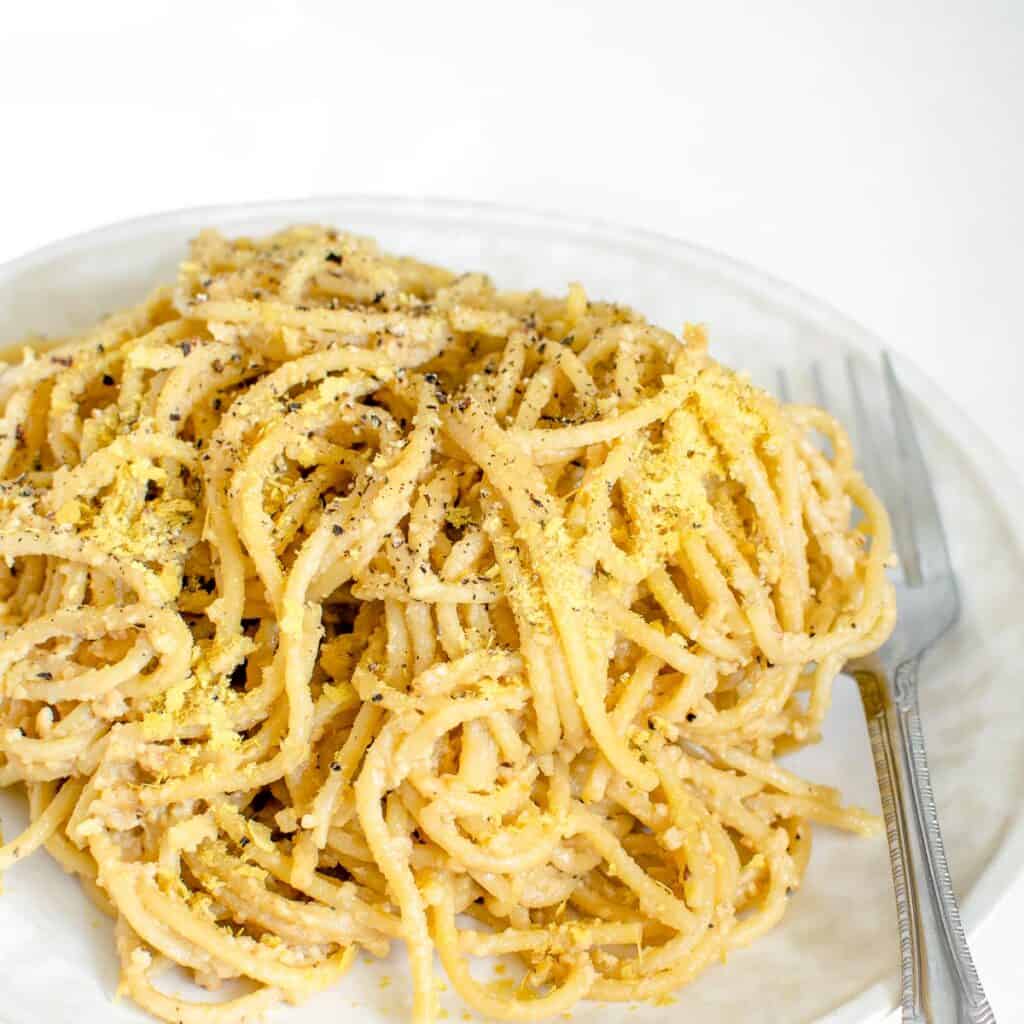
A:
[0,2,1021,1019]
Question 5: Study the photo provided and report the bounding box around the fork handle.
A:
[855,662,995,1023]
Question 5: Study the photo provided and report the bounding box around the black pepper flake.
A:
[169,412,181,422]
[145,480,159,502]
[51,355,73,367]
[325,251,343,264]
[371,693,383,703]
[686,712,697,722]
[101,374,115,386]
[238,837,250,848]
[181,342,193,356]
[331,762,342,771]
[213,398,222,411]
[212,359,224,373]
[287,402,301,413]
[372,291,385,304]
[332,524,343,536]
[37,671,53,680]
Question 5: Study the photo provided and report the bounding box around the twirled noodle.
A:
[0,225,896,1023]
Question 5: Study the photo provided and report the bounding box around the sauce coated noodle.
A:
[0,226,895,1022]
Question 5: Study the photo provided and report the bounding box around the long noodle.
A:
[0,225,895,1022]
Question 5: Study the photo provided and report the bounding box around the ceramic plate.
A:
[1,197,1022,1024]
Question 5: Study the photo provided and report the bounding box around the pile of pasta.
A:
[0,226,896,1023]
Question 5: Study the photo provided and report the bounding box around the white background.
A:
[1,1,1021,1019]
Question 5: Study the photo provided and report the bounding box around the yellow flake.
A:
[56,501,82,526]
[445,505,474,529]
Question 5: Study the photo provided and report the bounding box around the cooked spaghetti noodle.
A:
[0,226,896,1022]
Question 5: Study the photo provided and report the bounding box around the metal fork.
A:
[778,353,995,1024]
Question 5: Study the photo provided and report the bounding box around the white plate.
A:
[1,197,1022,1024]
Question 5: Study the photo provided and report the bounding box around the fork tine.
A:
[843,354,892,507]
[809,362,834,460]
[811,362,828,409]
[775,367,792,404]
[881,352,953,585]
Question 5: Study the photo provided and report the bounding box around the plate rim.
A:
[1,193,1022,1024]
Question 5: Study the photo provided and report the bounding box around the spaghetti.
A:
[0,226,896,1022]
